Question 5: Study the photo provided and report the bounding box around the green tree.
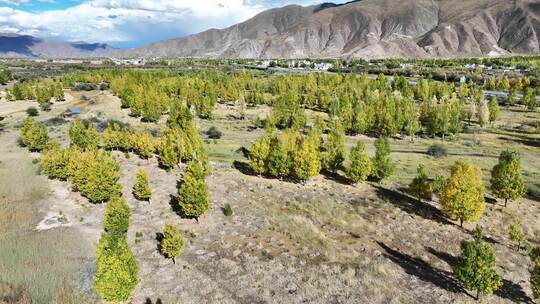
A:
[94,234,139,302]
[531,247,540,300]
[453,226,502,300]
[370,137,394,182]
[440,162,485,227]
[266,136,291,179]
[322,119,346,174]
[133,169,152,201]
[509,218,523,251]
[130,132,154,159]
[487,96,499,124]
[177,165,211,220]
[490,150,526,207]
[160,223,186,264]
[19,117,49,151]
[103,196,131,237]
[346,141,372,184]
[158,138,178,171]
[69,118,99,150]
[408,165,432,202]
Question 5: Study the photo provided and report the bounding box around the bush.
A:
[73,83,97,91]
[26,107,39,116]
[427,144,447,158]
[223,203,233,217]
[133,169,152,201]
[206,126,222,139]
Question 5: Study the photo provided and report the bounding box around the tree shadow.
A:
[155,232,164,253]
[320,169,351,186]
[168,193,198,221]
[498,136,540,148]
[373,185,454,226]
[377,242,466,294]
[232,160,257,176]
[495,279,533,303]
[145,298,163,304]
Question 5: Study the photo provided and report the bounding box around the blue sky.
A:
[0,0,347,48]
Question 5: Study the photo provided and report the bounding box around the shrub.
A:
[206,126,222,139]
[26,107,39,116]
[223,203,233,217]
[427,144,447,158]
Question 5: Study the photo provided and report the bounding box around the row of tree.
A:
[94,196,139,301]
[248,121,395,183]
[6,78,64,108]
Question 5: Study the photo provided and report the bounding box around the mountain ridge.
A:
[1,0,539,59]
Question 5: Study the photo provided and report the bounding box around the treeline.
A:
[0,69,12,84]
[60,69,524,140]
[6,78,64,110]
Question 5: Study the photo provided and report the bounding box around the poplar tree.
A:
[488,96,499,124]
[453,226,502,300]
[346,141,372,184]
[266,136,291,179]
[160,224,186,264]
[408,164,432,202]
[370,137,394,182]
[508,218,523,251]
[440,161,485,227]
[293,137,321,182]
[249,132,272,175]
[69,118,99,150]
[40,142,70,180]
[322,119,346,174]
[531,247,540,300]
[133,169,152,201]
[94,234,139,302]
[19,117,49,151]
[490,150,526,207]
[103,196,131,237]
[177,163,211,220]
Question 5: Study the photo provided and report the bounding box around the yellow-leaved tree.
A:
[440,161,485,227]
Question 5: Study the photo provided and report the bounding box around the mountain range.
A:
[1,0,539,59]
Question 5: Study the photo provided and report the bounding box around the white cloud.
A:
[0,0,29,5]
[0,0,330,47]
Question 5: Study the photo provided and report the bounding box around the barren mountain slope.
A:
[0,33,116,58]
[127,0,540,58]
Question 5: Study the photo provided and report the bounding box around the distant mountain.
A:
[125,0,540,59]
[1,0,539,59]
[0,33,116,58]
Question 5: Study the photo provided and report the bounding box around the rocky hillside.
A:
[0,33,116,58]
[127,0,540,58]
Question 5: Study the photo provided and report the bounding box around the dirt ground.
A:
[0,89,539,303]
